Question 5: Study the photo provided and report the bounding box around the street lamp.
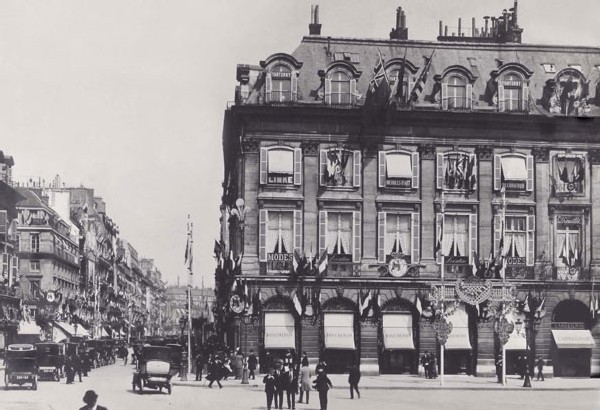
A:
[231,198,251,256]
[514,318,531,387]
[179,315,188,381]
[241,314,251,385]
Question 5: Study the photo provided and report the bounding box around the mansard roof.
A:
[247,35,599,115]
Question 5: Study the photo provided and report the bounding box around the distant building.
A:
[165,285,214,334]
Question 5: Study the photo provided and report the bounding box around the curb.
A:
[171,380,600,392]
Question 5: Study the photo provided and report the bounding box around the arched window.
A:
[446,75,468,109]
[270,64,292,102]
[440,67,476,111]
[490,63,533,113]
[330,71,351,105]
[500,73,523,112]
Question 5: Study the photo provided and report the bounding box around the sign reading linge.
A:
[264,312,295,349]
[324,313,355,350]
[383,314,414,349]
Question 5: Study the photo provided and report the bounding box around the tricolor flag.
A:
[536,297,545,315]
[389,48,408,107]
[523,294,531,313]
[559,239,569,267]
[185,216,193,274]
[318,251,328,276]
[590,293,595,318]
[360,290,372,317]
[435,214,444,257]
[415,294,422,316]
[410,50,435,102]
[292,291,303,316]
[293,250,303,275]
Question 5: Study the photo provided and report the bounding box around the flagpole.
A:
[440,191,445,387]
[501,187,507,386]
[187,219,193,376]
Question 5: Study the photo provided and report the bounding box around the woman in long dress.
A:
[298,361,312,404]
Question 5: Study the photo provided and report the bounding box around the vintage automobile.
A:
[132,346,173,394]
[35,342,61,381]
[5,344,38,390]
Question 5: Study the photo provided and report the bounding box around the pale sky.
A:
[1,0,598,288]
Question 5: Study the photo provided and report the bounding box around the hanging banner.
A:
[324,313,355,350]
[264,312,295,349]
[382,314,414,349]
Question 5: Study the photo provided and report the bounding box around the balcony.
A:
[553,266,591,281]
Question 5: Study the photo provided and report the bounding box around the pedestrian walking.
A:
[74,353,83,382]
[535,356,545,381]
[423,352,431,379]
[274,363,285,409]
[298,361,311,404]
[315,359,327,374]
[285,364,298,409]
[517,355,524,379]
[207,355,223,389]
[420,352,428,378]
[248,349,257,380]
[263,369,277,410]
[79,390,107,410]
[348,364,360,399]
[430,353,438,378]
[312,368,332,410]
[65,354,75,384]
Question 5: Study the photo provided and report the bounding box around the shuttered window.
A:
[494,154,533,192]
[378,212,420,265]
[259,147,301,186]
[320,148,361,188]
[378,151,419,189]
[437,152,478,191]
[260,210,303,263]
[320,211,360,263]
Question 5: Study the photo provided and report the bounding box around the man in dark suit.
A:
[263,368,277,410]
[274,363,286,409]
[79,390,107,410]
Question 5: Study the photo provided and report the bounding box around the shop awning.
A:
[264,312,295,349]
[324,313,355,350]
[18,321,42,336]
[551,329,596,349]
[53,321,90,338]
[382,314,414,350]
[444,305,472,350]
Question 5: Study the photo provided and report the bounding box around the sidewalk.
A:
[173,373,600,391]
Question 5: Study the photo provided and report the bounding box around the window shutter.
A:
[470,153,478,190]
[493,214,502,255]
[293,148,302,186]
[378,212,386,263]
[412,151,420,188]
[319,149,327,186]
[324,78,332,105]
[353,211,361,263]
[469,212,478,262]
[526,155,534,191]
[521,83,529,112]
[350,78,357,105]
[436,213,444,264]
[260,147,268,185]
[436,153,444,190]
[378,151,386,188]
[259,210,268,262]
[466,83,473,109]
[494,155,502,191]
[411,212,420,264]
[497,83,505,112]
[2,253,8,276]
[291,71,299,102]
[318,211,328,257]
[0,210,6,235]
[265,72,272,104]
[441,82,449,110]
[353,150,361,187]
[293,210,303,254]
[10,256,18,286]
[527,215,535,266]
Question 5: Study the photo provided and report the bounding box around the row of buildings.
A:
[217,3,600,377]
[0,151,168,347]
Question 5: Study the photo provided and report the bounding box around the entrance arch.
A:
[379,297,420,374]
[321,295,358,373]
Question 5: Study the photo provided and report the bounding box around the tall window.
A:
[330,71,351,105]
[556,218,582,269]
[442,215,469,257]
[271,64,292,102]
[267,149,294,184]
[379,151,419,189]
[327,212,353,258]
[385,214,411,262]
[320,148,360,188]
[437,153,477,191]
[502,73,523,112]
[494,154,533,192]
[30,260,40,272]
[505,216,527,265]
[267,211,293,255]
[31,234,40,253]
[446,75,467,109]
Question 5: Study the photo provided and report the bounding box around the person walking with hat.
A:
[313,368,332,410]
[79,390,107,410]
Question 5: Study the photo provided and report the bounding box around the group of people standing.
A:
[495,354,545,383]
[64,352,91,384]
[419,351,438,379]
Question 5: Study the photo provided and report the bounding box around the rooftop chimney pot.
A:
[309,4,322,35]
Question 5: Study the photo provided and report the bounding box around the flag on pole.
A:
[293,249,303,275]
[363,50,392,125]
[185,216,193,274]
[415,294,422,315]
[389,48,408,107]
[523,294,531,313]
[318,251,328,276]
[292,291,302,316]
[590,293,595,319]
[409,50,435,102]
[435,214,444,256]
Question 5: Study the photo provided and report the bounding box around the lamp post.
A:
[515,291,545,388]
[231,198,251,256]
[241,314,251,384]
[179,315,188,381]
[494,311,514,386]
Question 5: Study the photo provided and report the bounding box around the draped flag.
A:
[363,51,392,125]
[360,290,372,317]
[185,216,193,274]
[318,251,328,276]
[389,48,408,107]
[410,50,435,102]
[435,213,444,257]
[415,293,422,315]
[523,293,531,313]
[292,291,303,316]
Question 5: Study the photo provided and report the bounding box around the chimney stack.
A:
[309,4,322,35]
[484,16,489,36]
[512,0,518,27]
[439,20,443,37]
[390,6,408,40]
[472,17,476,37]
[458,18,462,37]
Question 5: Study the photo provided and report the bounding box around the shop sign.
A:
[557,215,582,225]
[386,177,412,188]
[328,254,352,263]
[503,180,526,191]
[445,256,469,265]
[272,71,291,79]
[506,256,526,266]
[551,322,585,330]
[267,253,292,272]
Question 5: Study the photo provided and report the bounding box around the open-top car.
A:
[35,342,61,381]
[132,346,172,394]
[5,344,38,390]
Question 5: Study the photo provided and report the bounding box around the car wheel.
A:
[167,384,172,395]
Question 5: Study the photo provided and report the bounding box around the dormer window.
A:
[440,67,476,111]
[323,61,361,106]
[494,154,533,192]
[498,73,528,112]
[378,150,419,189]
[260,146,302,186]
[261,53,303,104]
[319,148,361,188]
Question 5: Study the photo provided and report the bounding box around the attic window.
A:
[542,63,556,73]
[568,64,582,72]
[333,52,345,61]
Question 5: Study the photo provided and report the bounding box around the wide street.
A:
[1,362,599,410]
